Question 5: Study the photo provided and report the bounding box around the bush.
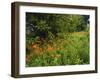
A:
[26,13,89,40]
[26,32,89,66]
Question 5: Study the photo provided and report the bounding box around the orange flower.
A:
[47,45,53,52]
[32,44,37,49]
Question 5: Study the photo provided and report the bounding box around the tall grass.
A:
[26,32,89,67]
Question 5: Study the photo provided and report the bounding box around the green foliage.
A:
[26,13,89,40]
[26,13,90,67]
[26,32,89,67]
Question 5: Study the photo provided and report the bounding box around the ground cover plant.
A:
[26,13,90,67]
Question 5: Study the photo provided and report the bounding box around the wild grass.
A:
[26,31,89,67]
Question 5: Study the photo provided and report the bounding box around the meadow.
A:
[26,31,89,67]
[26,13,90,67]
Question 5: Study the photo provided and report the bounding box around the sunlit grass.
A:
[26,31,89,67]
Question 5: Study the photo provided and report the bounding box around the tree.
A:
[26,13,89,40]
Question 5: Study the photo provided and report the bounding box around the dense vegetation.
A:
[26,13,90,67]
